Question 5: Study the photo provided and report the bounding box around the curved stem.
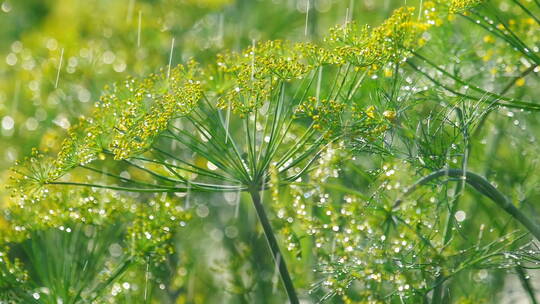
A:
[249,190,299,304]
[394,169,540,242]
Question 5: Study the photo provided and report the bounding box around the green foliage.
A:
[2,0,540,303]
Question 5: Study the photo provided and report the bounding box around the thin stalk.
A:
[249,190,299,304]
[185,115,247,174]
[200,93,251,177]
[463,11,540,64]
[431,276,445,304]
[45,181,185,193]
[46,181,243,193]
[149,147,239,182]
[492,0,540,43]
[80,165,172,189]
[88,258,132,302]
[306,0,318,38]
[123,159,187,183]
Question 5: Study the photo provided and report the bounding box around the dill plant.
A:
[268,0,540,302]
[2,0,540,303]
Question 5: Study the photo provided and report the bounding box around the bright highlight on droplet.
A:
[1,1,11,13]
[207,161,218,170]
[455,210,466,222]
[102,50,115,64]
[2,116,14,130]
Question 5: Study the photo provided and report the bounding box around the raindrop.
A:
[2,116,14,130]
[455,210,466,222]
[5,53,16,65]
[225,226,238,238]
[1,1,11,13]
[196,205,209,218]
[108,243,123,257]
[102,51,115,64]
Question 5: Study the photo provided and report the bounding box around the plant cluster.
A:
[2,0,540,303]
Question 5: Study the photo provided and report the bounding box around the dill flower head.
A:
[2,187,191,264]
[326,7,431,69]
[104,64,203,160]
[61,62,202,165]
[216,40,311,115]
[295,97,346,134]
[9,149,56,202]
[3,189,132,242]
[294,42,345,67]
[9,63,202,198]
[449,0,484,13]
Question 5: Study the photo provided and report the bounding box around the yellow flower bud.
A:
[383,110,397,121]
[366,106,376,119]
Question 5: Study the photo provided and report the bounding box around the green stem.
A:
[431,276,445,304]
[516,266,538,304]
[88,258,132,302]
[394,169,540,242]
[249,190,299,304]
[46,181,186,193]
[46,180,244,193]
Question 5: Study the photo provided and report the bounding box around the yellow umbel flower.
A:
[449,0,484,13]
[326,7,431,70]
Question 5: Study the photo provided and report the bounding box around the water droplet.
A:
[455,210,466,222]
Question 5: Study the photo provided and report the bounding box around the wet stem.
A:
[249,189,299,304]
